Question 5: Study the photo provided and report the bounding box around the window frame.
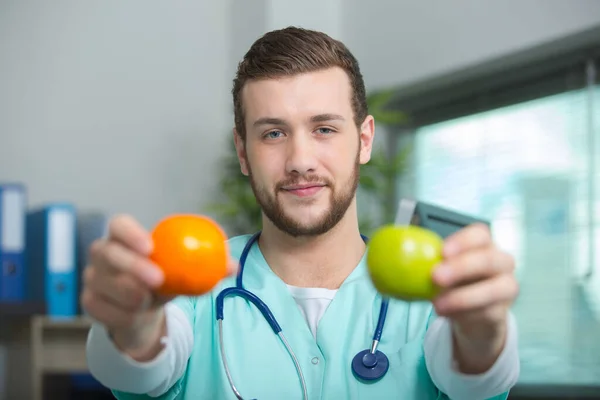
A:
[383,25,600,396]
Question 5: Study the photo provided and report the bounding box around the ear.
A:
[358,115,375,165]
[233,128,249,176]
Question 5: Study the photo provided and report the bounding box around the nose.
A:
[285,133,317,175]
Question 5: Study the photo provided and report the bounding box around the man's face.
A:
[235,67,374,237]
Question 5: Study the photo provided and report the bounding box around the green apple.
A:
[366,224,443,301]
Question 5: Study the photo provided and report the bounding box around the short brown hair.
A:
[232,26,368,139]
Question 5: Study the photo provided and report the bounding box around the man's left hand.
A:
[431,223,519,374]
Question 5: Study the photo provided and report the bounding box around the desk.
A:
[31,316,92,400]
[0,314,92,400]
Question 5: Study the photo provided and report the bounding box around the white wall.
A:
[0,0,232,229]
[1,0,600,230]
[343,0,600,90]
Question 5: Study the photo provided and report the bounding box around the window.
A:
[394,48,600,386]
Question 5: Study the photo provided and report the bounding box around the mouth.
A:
[281,183,326,197]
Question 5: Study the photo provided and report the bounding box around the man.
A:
[83,27,520,399]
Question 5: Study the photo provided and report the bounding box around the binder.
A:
[27,203,77,318]
[0,183,26,302]
[76,211,108,314]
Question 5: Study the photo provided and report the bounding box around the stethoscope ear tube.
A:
[216,287,282,333]
[216,286,308,399]
[218,319,244,400]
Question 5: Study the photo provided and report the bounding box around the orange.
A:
[149,214,229,296]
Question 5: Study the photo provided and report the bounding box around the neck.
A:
[257,200,366,289]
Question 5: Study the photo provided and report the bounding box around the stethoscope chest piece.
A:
[351,349,389,382]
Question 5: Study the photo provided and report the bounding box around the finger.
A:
[443,223,492,257]
[227,258,239,276]
[80,290,137,329]
[83,266,152,312]
[108,214,153,255]
[432,248,515,288]
[89,239,164,288]
[433,274,519,316]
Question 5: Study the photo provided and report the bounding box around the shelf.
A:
[32,315,93,329]
[0,301,46,316]
[32,315,92,378]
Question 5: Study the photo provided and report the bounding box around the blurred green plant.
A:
[205,140,263,236]
[358,143,411,236]
[357,88,411,236]
[206,88,410,237]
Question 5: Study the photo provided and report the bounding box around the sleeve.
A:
[424,311,520,400]
[86,296,195,399]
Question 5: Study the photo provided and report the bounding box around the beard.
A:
[247,152,360,238]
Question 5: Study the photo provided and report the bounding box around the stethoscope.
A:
[215,231,390,400]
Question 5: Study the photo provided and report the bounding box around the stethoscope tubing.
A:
[215,231,390,399]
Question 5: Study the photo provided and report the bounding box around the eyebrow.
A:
[252,113,346,128]
[310,113,346,123]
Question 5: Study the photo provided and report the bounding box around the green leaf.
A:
[366,88,410,127]
[373,110,410,125]
[359,174,378,191]
[366,89,395,109]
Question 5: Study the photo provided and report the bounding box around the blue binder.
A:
[0,183,27,302]
[27,203,77,318]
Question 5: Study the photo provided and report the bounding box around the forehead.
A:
[241,67,353,125]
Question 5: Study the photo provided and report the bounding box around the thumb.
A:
[143,258,238,309]
[146,293,175,309]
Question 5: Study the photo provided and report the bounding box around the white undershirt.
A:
[286,285,337,338]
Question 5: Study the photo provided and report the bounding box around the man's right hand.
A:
[81,214,239,362]
[81,214,170,362]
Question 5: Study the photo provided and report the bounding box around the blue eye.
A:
[317,128,333,135]
[265,130,283,139]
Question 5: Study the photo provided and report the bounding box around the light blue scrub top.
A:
[112,234,510,400]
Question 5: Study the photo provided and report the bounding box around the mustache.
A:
[276,175,331,190]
